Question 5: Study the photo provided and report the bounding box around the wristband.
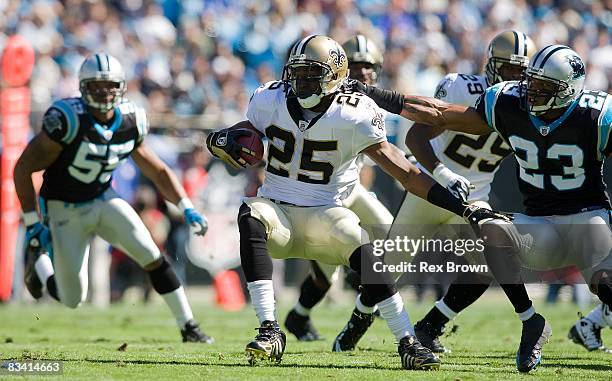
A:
[177,198,194,213]
[23,211,40,227]
[432,163,452,184]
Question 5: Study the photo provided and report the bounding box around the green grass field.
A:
[1,292,611,380]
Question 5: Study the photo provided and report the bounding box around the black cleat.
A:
[398,335,441,370]
[516,313,552,373]
[246,320,286,365]
[332,308,375,352]
[568,315,610,352]
[414,320,450,354]
[284,309,322,341]
[24,248,43,299]
[181,320,214,343]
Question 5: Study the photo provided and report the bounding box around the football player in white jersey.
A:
[283,34,394,342]
[206,35,507,369]
[332,30,536,354]
[14,53,213,343]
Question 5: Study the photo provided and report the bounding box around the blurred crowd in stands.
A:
[1,0,609,127]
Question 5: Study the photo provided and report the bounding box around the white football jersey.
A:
[247,81,387,206]
[421,73,512,202]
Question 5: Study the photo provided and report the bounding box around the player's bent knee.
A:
[142,257,164,272]
[147,257,181,294]
[480,220,515,247]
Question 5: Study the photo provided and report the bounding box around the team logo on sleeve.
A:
[371,111,385,131]
[43,109,63,134]
[434,79,450,99]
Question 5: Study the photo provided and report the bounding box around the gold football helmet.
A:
[283,35,349,108]
[342,34,384,85]
[485,30,536,85]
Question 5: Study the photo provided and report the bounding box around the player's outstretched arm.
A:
[347,80,489,135]
[406,124,472,201]
[14,132,63,213]
[363,141,509,225]
[132,143,208,235]
[404,123,445,173]
[401,95,489,135]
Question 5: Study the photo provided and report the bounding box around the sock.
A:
[442,271,491,314]
[46,275,59,301]
[378,293,414,341]
[147,258,193,327]
[160,286,194,327]
[247,280,275,324]
[483,245,533,316]
[35,254,54,285]
[238,207,273,282]
[348,244,397,307]
[585,304,606,328]
[433,300,456,321]
[355,294,378,314]
[293,302,311,317]
[518,305,535,321]
[297,274,328,311]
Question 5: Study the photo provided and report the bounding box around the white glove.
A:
[432,163,471,202]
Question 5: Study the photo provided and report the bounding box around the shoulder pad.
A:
[47,98,83,144]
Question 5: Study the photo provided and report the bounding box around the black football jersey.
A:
[475,81,612,215]
[40,98,148,203]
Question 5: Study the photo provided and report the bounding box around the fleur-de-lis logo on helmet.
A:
[566,55,585,80]
[329,47,346,69]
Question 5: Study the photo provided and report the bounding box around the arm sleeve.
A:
[41,104,74,146]
[353,100,388,155]
[134,104,149,145]
[345,79,405,115]
[597,94,612,156]
[246,82,276,134]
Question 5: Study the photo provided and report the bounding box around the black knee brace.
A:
[596,270,612,306]
[147,257,181,294]
[47,275,59,301]
[349,244,397,307]
[238,203,273,282]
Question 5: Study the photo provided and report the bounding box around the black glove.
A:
[463,204,514,227]
[343,79,405,114]
[206,128,256,169]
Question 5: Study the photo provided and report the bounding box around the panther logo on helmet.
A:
[567,55,585,80]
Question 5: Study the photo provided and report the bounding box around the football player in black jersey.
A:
[354,45,612,371]
[14,53,213,343]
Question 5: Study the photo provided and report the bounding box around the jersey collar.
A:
[286,94,332,132]
[87,107,123,141]
[528,98,579,136]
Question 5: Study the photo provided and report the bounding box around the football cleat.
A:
[246,320,286,365]
[568,314,610,352]
[414,320,450,354]
[398,335,441,370]
[284,309,322,341]
[24,248,44,299]
[516,313,552,373]
[332,308,375,352]
[181,320,214,343]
